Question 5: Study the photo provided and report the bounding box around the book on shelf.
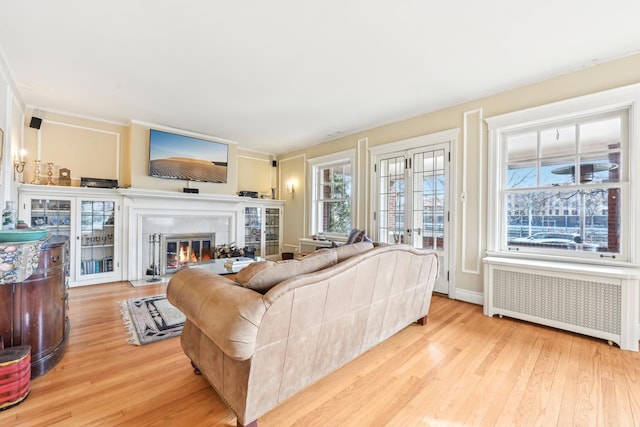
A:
[80,257,113,275]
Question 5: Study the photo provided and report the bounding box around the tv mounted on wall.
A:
[148,129,229,183]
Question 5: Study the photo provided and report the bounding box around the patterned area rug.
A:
[120,294,185,345]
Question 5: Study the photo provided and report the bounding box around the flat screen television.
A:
[148,129,228,183]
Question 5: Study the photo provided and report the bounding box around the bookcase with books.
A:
[79,200,115,277]
[18,185,121,287]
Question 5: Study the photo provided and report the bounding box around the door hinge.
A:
[373,211,377,221]
[447,271,450,281]
[448,152,451,162]
[447,211,450,222]
[374,164,377,173]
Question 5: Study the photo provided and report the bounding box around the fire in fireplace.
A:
[160,233,215,274]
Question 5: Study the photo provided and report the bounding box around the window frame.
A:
[486,84,640,266]
[308,149,356,239]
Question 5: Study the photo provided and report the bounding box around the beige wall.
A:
[21,111,127,186]
[279,154,306,251]
[236,150,277,197]
[277,52,640,297]
[17,117,273,196]
[128,122,238,195]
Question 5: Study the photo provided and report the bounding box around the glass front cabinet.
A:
[19,185,120,287]
[242,202,283,259]
[79,199,116,278]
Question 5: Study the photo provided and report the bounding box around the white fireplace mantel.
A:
[118,187,244,204]
[119,187,284,281]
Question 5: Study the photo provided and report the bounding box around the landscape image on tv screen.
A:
[148,129,228,183]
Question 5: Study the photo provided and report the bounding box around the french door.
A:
[374,142,451,295]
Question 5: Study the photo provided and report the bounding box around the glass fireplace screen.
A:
[161,233,215,274]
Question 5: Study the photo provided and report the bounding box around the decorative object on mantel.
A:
[31,160,41,185]
[58,168,71,186]
[80,177,119,189]
[45,162,55,185]
[238,191,258,198]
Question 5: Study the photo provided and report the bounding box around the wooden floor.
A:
[1,281,639,427]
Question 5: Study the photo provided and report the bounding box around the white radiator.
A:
[483,257,640,351]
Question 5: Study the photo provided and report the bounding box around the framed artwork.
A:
[148,129,229,183]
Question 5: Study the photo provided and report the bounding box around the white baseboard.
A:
[454,288,483,305]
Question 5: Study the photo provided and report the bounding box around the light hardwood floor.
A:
[1,281,639,426]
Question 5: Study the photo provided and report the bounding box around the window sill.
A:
[484,251,640,278]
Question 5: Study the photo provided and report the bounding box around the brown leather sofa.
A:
[167,242,439,427]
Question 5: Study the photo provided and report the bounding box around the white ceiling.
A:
[1,1,639,155]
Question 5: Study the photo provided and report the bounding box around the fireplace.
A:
[121,188,247,282]
[159,233,215,275]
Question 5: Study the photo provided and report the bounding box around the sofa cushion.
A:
[235,250,338,293]
[326,241,374,262]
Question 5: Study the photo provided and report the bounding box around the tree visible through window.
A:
[314,160,352,235]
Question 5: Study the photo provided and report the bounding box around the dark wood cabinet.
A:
[0,235,69,378]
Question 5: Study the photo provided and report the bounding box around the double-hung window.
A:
[486,85,640,264]
[309,150,355,238]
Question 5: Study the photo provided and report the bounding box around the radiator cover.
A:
[483,257,639,351]
[493,269,621,335]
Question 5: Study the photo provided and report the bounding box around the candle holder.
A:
[31,160,42,185]
[46,162,55,185]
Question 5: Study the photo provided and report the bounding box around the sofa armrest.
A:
[167,268,267,361]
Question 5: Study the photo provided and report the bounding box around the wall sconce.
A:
[286,181,295,198]
[13,150,26,182]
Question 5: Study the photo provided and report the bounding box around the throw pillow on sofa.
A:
[345,228,373,245]
[345,228,365,244]
[235,249,338,293]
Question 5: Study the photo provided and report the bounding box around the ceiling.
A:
[1,1,639,155]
